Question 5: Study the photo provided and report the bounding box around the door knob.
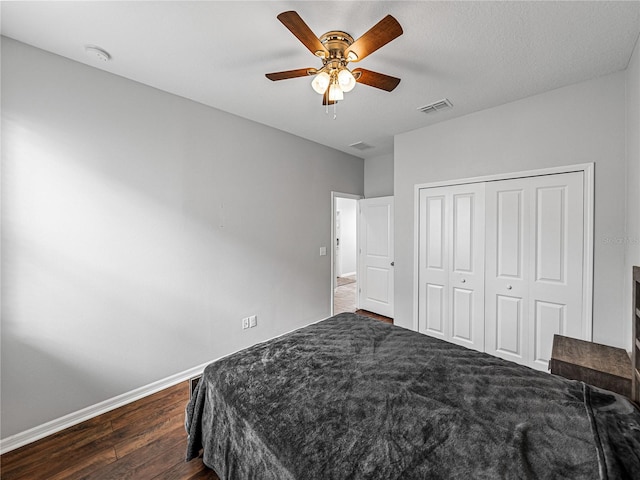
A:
[390,261,395,266]
[507,285,512,290]
[461,279,466,283]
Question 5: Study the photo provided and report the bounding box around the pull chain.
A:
[324,101,339,119]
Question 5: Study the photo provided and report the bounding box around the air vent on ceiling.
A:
[349,141,374,151]
[417,98,453,114]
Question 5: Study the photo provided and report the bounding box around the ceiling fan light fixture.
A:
[338,68,356,92]
[266,11,403,109]
[311,71,331,94]
[328,82,344,101]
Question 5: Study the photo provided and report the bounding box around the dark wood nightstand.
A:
[549,334,632,398]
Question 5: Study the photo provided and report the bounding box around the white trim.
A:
[582,163,595,341]
[339,272,357,278]
[413,163,594,190]
[413,185,422,332]
[0,313,336,455]
[331,191,362,316]
[412,162,595,340]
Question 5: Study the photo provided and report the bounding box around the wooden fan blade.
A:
[266,68,317,81]
[323,89,335,105]
[277,11,329,58]
[353,68,401,91]
[345,15,403,62]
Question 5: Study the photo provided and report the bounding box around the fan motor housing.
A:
[319,31,354,60]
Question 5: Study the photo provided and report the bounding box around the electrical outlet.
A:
[242,317,249,329]
[249,315,257,328]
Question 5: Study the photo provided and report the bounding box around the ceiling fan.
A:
[265,11,403,106]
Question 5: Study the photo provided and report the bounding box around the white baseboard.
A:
[0,361,210,455]
[339,272,356,278]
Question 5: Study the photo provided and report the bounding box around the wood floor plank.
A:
[1,415,110,469]
[111,396,187,440]
[156,455,220,480]
[1,428,121,480]
[81,422,187,480]
[114,412,185,459]
[0,420,115,479]
[47,447,118,480]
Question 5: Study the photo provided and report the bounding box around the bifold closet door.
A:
[418,183,485,352]
[484,171,585,370]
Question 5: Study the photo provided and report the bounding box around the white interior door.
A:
[485,171,585,370]
[359,197,394,317]
[418,184,485,351]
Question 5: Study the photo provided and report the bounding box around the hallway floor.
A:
[333,274,356,314]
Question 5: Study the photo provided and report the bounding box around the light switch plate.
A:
[319,246,327,256]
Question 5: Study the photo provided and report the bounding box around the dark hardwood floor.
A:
[0,382,218,480]
[356,309,393,324]
[0,310,390,479]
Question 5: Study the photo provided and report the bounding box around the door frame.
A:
[331,191,362,316]
[412,162,594,337]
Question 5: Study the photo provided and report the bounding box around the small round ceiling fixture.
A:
[84,45,111,62]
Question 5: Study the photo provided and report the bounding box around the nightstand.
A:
[549,334,632,398]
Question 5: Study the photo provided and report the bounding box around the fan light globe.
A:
[329,83,344,101]
[311,72,331,94]
[338,69,356,92]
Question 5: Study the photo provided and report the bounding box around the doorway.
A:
[332,193,360,315]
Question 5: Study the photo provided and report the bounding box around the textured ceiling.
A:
[2,1,639,159]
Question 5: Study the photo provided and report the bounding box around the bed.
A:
[186,313,640,479]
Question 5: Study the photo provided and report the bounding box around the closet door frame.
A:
[412,163,594,340]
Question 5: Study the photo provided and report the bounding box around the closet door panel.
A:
[452,193,474,273]
[452,287,473,341]
[533,301,565,366]
[535,186,566,283]
[418,184,484,350]
[448,185,485,351]
[528,172,584,369]
[425,284,445,335]
[497,190,524,278]
[418,189,448,339]
[495,295,523,356]
[485,180,529,363]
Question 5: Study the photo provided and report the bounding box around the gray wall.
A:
[394,72,628,349]
[364,153,394,197]
[625,34,640,342]
[0,38,363,438]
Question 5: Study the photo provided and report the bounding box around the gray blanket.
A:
[186,313,640,479]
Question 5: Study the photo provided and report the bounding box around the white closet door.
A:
[418,188,448,340]
[485,179,530,364]
[528,172,584,370]
[485,172,584,370]
[418,184,485,351]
